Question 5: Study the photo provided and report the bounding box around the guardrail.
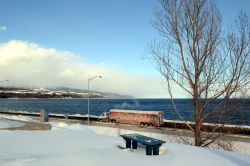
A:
[164,120,250,135]
[0,110,99,121]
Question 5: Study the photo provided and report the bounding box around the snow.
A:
[0,118,25,129]
[69,114,99,118]
[87,125,250,155]
[0,114,37,122]
[0,120,250,166]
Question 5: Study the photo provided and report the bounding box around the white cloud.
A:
[0,40,186,98]
[60,69,76,77]
[0,26,7,32]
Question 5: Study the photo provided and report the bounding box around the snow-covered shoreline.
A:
[1,114,250,154]
[0,118,250,166]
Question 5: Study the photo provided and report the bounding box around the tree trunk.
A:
[194,108,201,146]
[194,85,201,146]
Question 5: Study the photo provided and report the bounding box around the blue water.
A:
[0,98,249,125]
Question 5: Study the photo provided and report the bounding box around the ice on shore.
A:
[0,120,249,166]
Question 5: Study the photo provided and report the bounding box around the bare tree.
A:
[149,0,250,149]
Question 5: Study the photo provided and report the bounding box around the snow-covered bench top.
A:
[120,134,166,155]
[121,134,166,146]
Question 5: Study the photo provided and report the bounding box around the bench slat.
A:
[120,134,166,146]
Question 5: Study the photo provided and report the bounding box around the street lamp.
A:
[87,75,102,125]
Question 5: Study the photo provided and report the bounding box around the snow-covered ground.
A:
[0,118,25,129]
[0,119,250,166]
[88,125,250,155]
[0,114,36,122]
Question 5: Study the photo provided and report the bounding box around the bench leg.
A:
[125,139,131,148]
[153,147,160,155]
[146,146,153,155]
[132,140,137,149]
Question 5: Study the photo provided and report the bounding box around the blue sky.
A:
[0,0,249,98]
[0,0,159,74]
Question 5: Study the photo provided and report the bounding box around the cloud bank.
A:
[0,40,186,98]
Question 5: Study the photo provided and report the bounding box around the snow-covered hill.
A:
[0,87,133,98]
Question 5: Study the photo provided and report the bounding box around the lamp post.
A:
[87,76,102,125]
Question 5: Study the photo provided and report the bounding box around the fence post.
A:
[40,109,49,122]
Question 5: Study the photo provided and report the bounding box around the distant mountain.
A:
[0,86,134,99]
[48,87,134,98]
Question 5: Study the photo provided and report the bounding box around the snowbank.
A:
[87,125,250,155]
[0,114,37,122]
[0,122,249,166]
[0,118,25,129]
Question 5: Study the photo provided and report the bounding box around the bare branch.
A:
[149,0,250,148]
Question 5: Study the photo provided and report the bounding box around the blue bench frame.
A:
[120,134,166,155]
